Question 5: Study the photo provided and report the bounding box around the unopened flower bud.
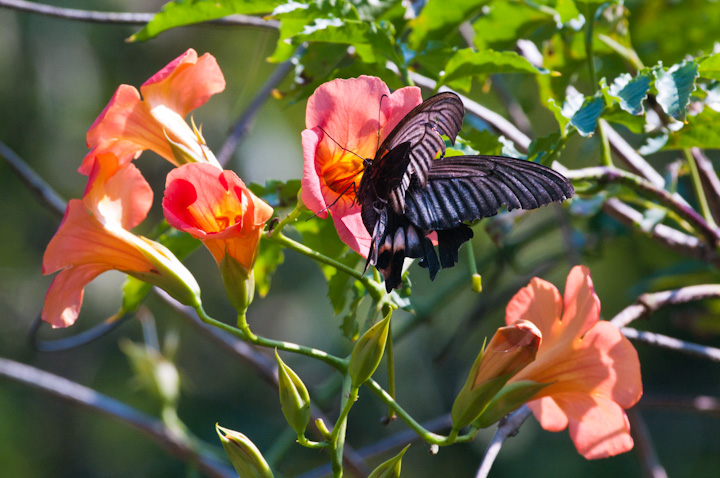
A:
[368,444,410,478]
[348,312,391,388]
[220,253,255,314]
[216,424,273,478]
[276,350,311,437]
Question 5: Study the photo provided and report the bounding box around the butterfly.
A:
[353,91,574,292]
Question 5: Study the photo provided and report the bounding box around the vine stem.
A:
[194,305,347,371]
[684,148,718,229]
[330,378,356,478]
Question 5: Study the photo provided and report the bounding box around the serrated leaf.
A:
[498,136,526,159]
[608,71,652,115]
[471,2,554,50]
[655,60,699,122]
[665,108,720,150]
[129,0,279,42]
[603,107,646,134]
[340,284,365,341]
[547,98,569,134]
[255,239,285,298]
[437,49,548,90]
[568,96,604,137]
[293,216,347,261]
[294,19,397,65]
[698,52,720,80]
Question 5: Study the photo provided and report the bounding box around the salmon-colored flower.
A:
[162,162,273,272]
[42,153,201,328]
[301,76,423,256]
[505,265,642,459]
[80,49,225,174]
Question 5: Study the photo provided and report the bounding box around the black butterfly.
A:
[353,91,574,292]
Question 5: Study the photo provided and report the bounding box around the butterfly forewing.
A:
[404,155,575,231]
[371,92,465,216]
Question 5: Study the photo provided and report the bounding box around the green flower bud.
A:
[368,444,410,478]
[275,350,311,436]
[472,273,482,293]
[220,253,255,315]
[216,424,273,478]
[348,312,391,388]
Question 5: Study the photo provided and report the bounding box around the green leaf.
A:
[129,0,279,42]
[249,179,302,208]
[654,60,699,122]
[547,97,570,134]
[437,48,548,90]
[268,0,362,63]
[340,283,365,341]
[608,71,652,115]
[294,19,397,65]
[602,108,646,134]
[254,239,285,298]
[408,0,489,49]
[698,52,720,80]
[665,108,720,150]
[567,95,605,137]
[527,132,564,165]
[293,216,347,262]
[471,1,555,50]
[327,254,362,314]
[458,130,502,156]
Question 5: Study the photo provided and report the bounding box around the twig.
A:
[216,46,304,166]
[0,357,234,478]
[474,406,533,478]
[0,140,67,218]
[638,395,720,416]
[621,327,720,362]
[603,199,718,265]
[611,284,720,328]
[29,312,134,352]
[690,147,720,225]
[602,124,666,187]
[564,166,720,245]
[0,0,279,29]
[627,409,668,478]
[153,289,371,478]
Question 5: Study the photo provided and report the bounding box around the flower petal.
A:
[562,265,600,338]
[527,396,568,432]
[42,264,107,328]
[141,49,226,117]
[301,128,329,218]
[563,394,634,459]
[505,277,562,339]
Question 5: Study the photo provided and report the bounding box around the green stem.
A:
[297,435,329,449]
[684,148,718,229]
[271,205,304,236]
[330,378,356,478]
[598,119,614,167]
[584,2,598,87]
[195,305,347,371]
[267,231,387,303]
[385,323,397,422]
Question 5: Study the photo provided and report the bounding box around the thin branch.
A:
[0,140,67,218]
[611,284,720,328]
[603,199,718,265]
[29,312,134,352]
[216,46,304,166]
[603,125,666,187]
[475,406,533,478]
[690,147,720,225]
[638,395,720,416]
[564,166,720,245]
[0,357,234,478]
[154,289,371,478]
[627,409,668,478]
[621,327,720,362]
[0,0,279,29]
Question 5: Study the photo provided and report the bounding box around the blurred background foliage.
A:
[1,0,720,477]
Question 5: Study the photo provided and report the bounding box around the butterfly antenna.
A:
[317,126,366,163]
[376,94,388,153]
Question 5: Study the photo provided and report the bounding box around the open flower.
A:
[505,265,642,459]
[162,162,273,271]
[42,153,201,328]
[301,76,422,256]
[80,49,225,174]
